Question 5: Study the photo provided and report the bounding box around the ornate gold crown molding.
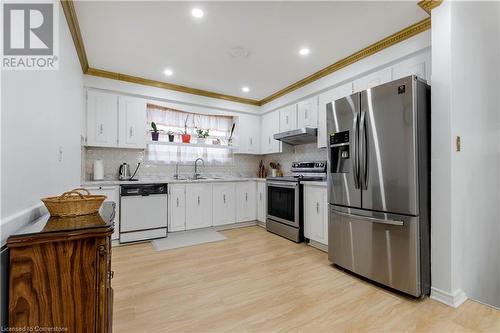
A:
[60,0,88,73]
[85,68,261,106]
[418,0,443,15]
[61,0,433,106]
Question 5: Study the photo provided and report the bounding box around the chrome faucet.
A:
[173,162,180,180]
[194,158,204,179]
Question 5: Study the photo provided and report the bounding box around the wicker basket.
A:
[41,188,107,217]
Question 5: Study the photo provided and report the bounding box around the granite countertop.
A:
[82,177,267,187]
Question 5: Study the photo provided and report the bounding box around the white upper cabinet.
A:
[169,184,186,232]
[236,114,260,154]
[304,185,328,246]
[185,183,213,230]
[86,90,118,147]
[256,181,267,223]
[317,82,353,148]
[353,67,392,93]
[212,183,236,226]
[118,96,147,149]
[297,97,318,129]
[279,104,297,132]
[392,54,430,82]
[86,90,147,149]
[236,181,257,222]
[261,110,281,154]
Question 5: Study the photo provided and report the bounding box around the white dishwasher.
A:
[120,183,168,244]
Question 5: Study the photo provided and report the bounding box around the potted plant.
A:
[181,115,191,143]
[196,129,210,144]
[167,131,175,142]
[150,122,160,141]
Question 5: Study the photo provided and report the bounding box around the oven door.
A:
[266,181,299,228]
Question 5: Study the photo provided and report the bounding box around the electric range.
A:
[266,161,326,242]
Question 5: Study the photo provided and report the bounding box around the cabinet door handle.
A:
[129,126,133,137]
[245,192,248,201]
[99,124,103,134]
[250,138,253,146]
[223,194,226,204]
[176,197,179,207]
[198,196,200,205]
[259,193,262,201]
[316,202,319,213]
[286,115,289,124]
[268,137,271,144]
[305,109,308,119]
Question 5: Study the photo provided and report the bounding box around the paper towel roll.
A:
[93,160,104,180]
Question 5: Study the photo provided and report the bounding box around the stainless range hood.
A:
[273,128,318,145]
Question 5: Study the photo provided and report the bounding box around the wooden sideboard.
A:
[7,202,115,333]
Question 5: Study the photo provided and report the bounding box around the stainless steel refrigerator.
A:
[327,75,430,297]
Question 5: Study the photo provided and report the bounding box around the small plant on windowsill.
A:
[150,122,162,141]
[167,131,175,142]
[196,129,210,144]
[181,115,191,143]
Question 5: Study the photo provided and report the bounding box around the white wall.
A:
[0,3,84,236]
[431,1,500,309]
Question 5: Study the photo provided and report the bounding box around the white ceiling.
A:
[75,1,427,100]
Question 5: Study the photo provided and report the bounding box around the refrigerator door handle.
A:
[332,209,404,226]
[353,114,360,189]
[360,111,368,190]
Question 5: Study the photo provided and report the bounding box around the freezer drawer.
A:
[328,205,422,296]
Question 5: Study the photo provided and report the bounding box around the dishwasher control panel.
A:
[120,184,168,196]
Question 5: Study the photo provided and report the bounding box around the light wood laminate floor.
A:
[112,226,500,332]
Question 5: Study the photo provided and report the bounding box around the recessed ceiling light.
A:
[299,48,310,56]
[163,68,173,76]
[242,86,250,93]
[191,8,204,18]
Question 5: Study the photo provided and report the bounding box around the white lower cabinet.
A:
[185,183,212,230]
[236,181,257,222]
[86,186,120,240]
[212,183,236,226]
[168,184,186,232]
[257,181,266,223]
[304,185,328,246]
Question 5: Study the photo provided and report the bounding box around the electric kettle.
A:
[118,163,131,180]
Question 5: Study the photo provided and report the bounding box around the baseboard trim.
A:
[308,240,328,253]
[430,287,467,308]
[211,221,257,231]
[256,221,266,228]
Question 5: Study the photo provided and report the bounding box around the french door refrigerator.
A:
[326,75,430,297]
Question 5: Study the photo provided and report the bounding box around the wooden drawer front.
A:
[9,238,97,332]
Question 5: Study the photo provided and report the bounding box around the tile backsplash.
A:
[263,144,328,174]
[83,144,327,181]
[84,147,264,180]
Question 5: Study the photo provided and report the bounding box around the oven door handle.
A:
[266,181,298,188]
